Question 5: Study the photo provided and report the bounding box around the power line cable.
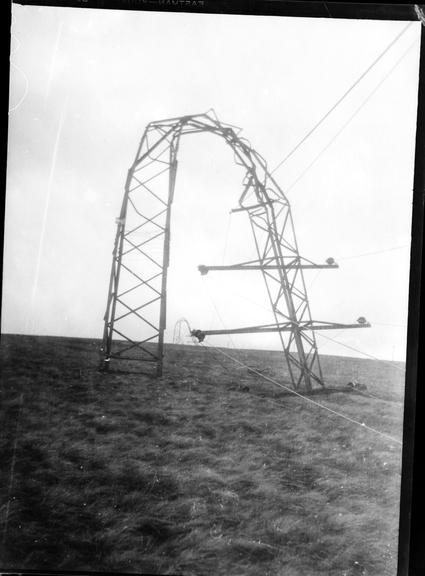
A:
[284,37,419,194]
[315,331,405,372]
[371,322,407,328]
[271,21,414,175]
[193,277,404,419]
[201,336,399,405]
[337,244,410,261]
[200,276,239,350]
[221,212,233,265]
[200,342,402,446]
[202,273,407,359]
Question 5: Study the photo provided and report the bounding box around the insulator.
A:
[191,329,205,342]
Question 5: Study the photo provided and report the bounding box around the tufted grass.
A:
[0,334,405,575]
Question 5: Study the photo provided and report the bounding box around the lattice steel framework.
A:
[102,112,369,390]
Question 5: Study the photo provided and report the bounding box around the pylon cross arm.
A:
[190,320,371,340]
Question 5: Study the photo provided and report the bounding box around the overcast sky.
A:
[3,5,421,362]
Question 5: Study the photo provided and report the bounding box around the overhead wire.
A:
[315,331,405,372]
[271,21,414,175]
[177,33,412,356]
[201,289,406,372]
[201,265,407,370]
[200,336,401,438]
[186,281,404,426]
[284,36,419,195]
[202,38,413,358]
[337,244,410,261]
[221,211,233,265]
[277,39,414,371]
[182,249,404,440]
[199,341,402,446]
[201,274,240,352]
[371,322,407,328]
[174,28,412,411]
[195,273,403,443]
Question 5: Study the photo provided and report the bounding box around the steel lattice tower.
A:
[102,112,369,390]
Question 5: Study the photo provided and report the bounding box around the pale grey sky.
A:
[3,5,421,361]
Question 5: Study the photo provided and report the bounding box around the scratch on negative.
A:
[1,393,24,552]
[30,97,69,334]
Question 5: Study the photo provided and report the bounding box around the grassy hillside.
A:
[0,334,405,575]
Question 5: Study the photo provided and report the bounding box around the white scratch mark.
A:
[29,97,69,334]
[44,20,64,105]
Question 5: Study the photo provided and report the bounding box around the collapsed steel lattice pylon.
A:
[102,112,369,390]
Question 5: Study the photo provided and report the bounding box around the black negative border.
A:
[4,2,425,575]
[8,1,424,21]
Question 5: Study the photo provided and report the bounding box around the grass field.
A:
[0,334,405,575]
